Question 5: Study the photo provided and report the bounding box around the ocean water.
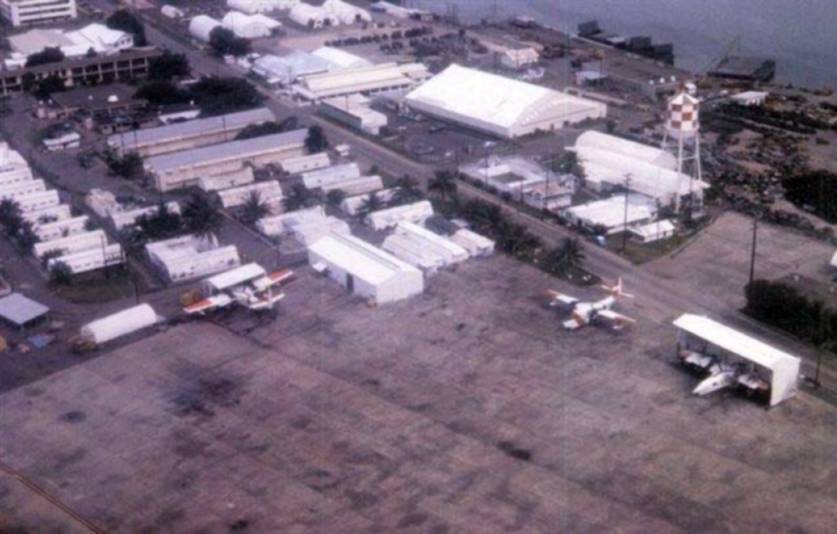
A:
[413,0,837,88]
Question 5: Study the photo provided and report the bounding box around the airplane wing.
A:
[268,269,294,285]
[547,290,578,306]
[596,309,636,326]
[183,294,233,315]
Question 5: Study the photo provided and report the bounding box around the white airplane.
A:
[547,278,636,330]
[684,354,770,397]
[184,266,294,315]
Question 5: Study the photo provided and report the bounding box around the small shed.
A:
[0,293,50,329]
[673,314,801,407]
[629,219,676,243]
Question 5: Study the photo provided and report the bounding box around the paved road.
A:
[82,0,837,391]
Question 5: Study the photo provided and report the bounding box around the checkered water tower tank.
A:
[667,91,700,136]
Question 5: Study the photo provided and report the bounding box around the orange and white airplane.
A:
[184,264,294,315]
[547,277,635,330]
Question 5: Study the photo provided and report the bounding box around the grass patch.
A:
[53,270,135,304]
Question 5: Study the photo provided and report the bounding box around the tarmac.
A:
[2,255,837,533]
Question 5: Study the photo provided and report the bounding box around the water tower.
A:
[662,88,703,215]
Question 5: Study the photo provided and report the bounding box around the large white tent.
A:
[406,64,607,139]
[222,11,276,38]
[227,0,299,14]
[80,304,159,346]
[189,15,222,42]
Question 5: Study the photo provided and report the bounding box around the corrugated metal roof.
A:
[308,233,419,285]
[0,293,49,326]
[109,108,275,150]
[147,129,307,173]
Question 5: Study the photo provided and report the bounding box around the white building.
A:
[33,229,108,259]
[731,91,769,107]
[630,219,676,243]
[562,195,656,235]
[294,62,430,102]
[0,178,45,200]
[500,47,540,70]
[145,129,307,192]
[48,243,124,275]
[308,232,424,305]
[14,190,60,213]
[674,314,801,407]
[450,229,495,257]
[199,168,255,193]
[384,221,468,272]
[571,131,709,207]
[321,94,388,135]
[280,153,331,175]
[34,215,89,241]
[406,64,607,139]
[251,52,333,86]
[322,175,383,196]
[217,180,284,211]
[258,206,350,244]
[110,203,181,232]
[221,11,280,39]
[366,200,434,231]
[22,204,71,225]
[0,0,77,27]
[108,108,276,158]
[302,162,361,189]
[9,23,132,59]
[79,304,158,346]
[311,46,371,69]
[340,188,398,216]
[146,234,241,284]
[189,15,222,43]
[257,205,325,236]
[0,143,33,186]
[85,188,119,218]
[227,0,300,14]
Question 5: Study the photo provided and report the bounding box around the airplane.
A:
[547,277,636,331]
[686,355,770,397]
[184,266,294,315]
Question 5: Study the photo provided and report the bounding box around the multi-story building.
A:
[0,0,77,27]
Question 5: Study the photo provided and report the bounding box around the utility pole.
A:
[622,174,632,253]
[748,213,758,285]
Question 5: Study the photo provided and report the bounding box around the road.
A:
[82,0,837,392]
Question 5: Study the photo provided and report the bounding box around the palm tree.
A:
[358,191,385,219]
[283,184,313,212]
[325,189,347,210]
[555,151,585,178]
[305,125,329,154]
[49,260,73,286]
[392,175,424,205]
[240,191,270,225]
[428,170,458,201]
[559,237,585,271]
[182,193,223,239]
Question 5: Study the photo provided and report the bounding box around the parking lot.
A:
[2,254,837,533]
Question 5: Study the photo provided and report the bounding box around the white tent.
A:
[302,163,361,189]
[227,0,299,14]
[406,64,607,139]
[80,304,159,346]
[451,229,495,257]
[673,314,801,407]
[34,215,89,242]
[189,15,222,42]
[222,11,273,39]
[366,201,434,231]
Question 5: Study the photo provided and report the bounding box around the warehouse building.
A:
[33,229,109,259]
[294,62,430,102]
[8,23,133,61]
[301,162,361,189]
[406,64,606,139]
[571,131,708,207]
[0,178,45,200]
[22,204,71,225]
[108,108,276,157]
[321,94,388,135]
[280,153,331,175]
[308,232,424,305]
[15,190,60,213]
[383,221,468,274]
[562,195,656,235]
[145,129,307,192]
[146,234,241,284]
[34,215,89,242]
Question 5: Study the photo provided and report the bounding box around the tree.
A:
[325,189,346,209]
[106,10,147,46]
[358,191,385,218]
[559,237,585,271]
[148,51,190,81]
[25,47,65,68]
[189,76,263,116]
[135,81,191,106]
[15,222,39,255]
[240,191,270,225]
[132,202,183,244]
[555,151,585,178]
[31,75,66,100]
[392,175,424,205]
[182,193,223,238]
[234,121,289,141]
[282,184,314,212]
[49,261,73,286]
[106,151,144,181]
[0,198,22,230]
[305,125,329,154]
[209,27,251,58]
[278,116,299,131]
[428,170,458,201]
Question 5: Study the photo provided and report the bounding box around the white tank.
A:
[80,304,158,345]
[667,91,700,136]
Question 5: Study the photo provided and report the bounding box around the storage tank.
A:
[189,15,222,43]
[79,304,159,346]
[666,91,700,138]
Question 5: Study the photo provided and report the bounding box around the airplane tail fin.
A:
[602,277,634,299]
